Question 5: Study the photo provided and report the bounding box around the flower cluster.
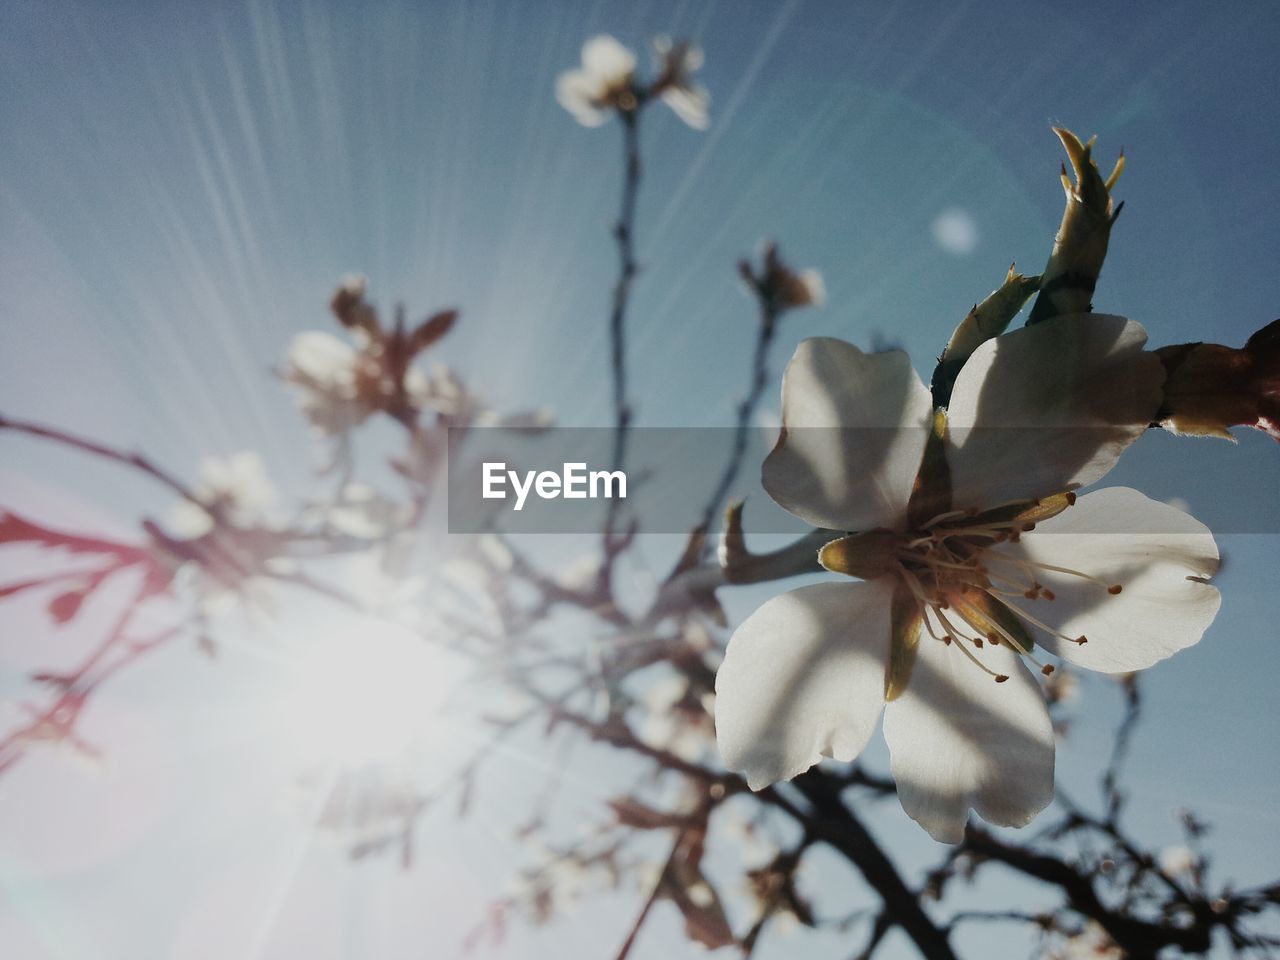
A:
[556,34,709,129]
[282,274,457,436]
[167,450,277,537]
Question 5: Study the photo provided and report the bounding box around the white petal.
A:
[222,451,276,509]
[715,580,892,790]
[883,637,1055,843]
[288,331,357,388]
[581,34,635,84]
[168,500,214,538]
[661,85,709,129]
[798,269,825,307]
[993,487,1220,673]
[763,338,933,532]
[555,70,607,126]
[946,314,1164,511]
[680,43,705,73]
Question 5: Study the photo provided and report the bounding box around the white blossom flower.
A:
[634,670,714,764]
[168,450,277,537]
[715,314,1221,842]
[651,36,710,130]
[556,35,639,127]
[716,801,778,869]
[554,552,603,593]
[283,330,368,436]
[284,329,437,438]
[169,550,278,620]
[556,34,710,130]
[510,837,595,924]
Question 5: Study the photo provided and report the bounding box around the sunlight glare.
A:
[275,618,462,768]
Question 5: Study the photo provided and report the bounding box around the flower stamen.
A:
[987,593,1090,647]
[984,551,1122,594]
[964,590,1054,673]
[929,607,1008,683]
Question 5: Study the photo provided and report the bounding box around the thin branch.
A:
[697,295,781,532]
[961,825,1212,958]
[1102,675,1141,818]
[0,414,204,507]
[613,826,687,960]
[789,772,960,960]
[850,911,892,960]
[603,109,643,553]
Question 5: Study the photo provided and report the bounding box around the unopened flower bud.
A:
[1026,129,1124,326]
[931,263,1040,406]
[330,274,379,336]
[743,242,824,317]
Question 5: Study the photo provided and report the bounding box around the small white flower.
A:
[716,801,778,869]
[169,451,277,536]
[652,36,710,130]
[554,552,602,593]
[556,35,638,127]
[170,554,276,621]
[168,501,214,539]
[199,451,276,514]
[634,670,714,764]
[715,314,1221,842]
[556,34,710,130]
[283,330,367,436]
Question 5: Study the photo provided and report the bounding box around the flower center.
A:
[896,492,1125,683]
[819,492,1125,690]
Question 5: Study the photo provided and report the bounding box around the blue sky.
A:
[1,1,1278,957]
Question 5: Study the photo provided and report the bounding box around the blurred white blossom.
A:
[169,450,277,537]
[651,36,710,130]
[556,35,638,127]
[634,669,714,764]
[283,330,369,436]
[556,34,709,129]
